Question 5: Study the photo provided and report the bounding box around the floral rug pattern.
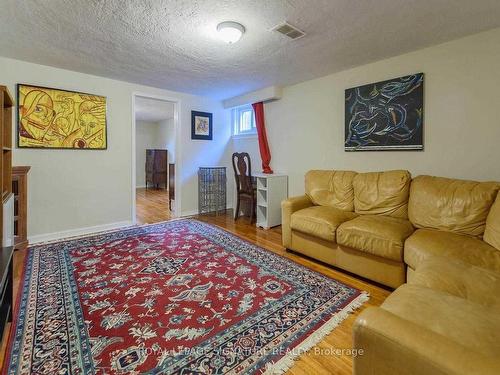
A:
[7,219,367,374]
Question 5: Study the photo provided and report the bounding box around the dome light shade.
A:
[216,21,245,44]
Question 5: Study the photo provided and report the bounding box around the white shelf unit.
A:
[254,173,288,229]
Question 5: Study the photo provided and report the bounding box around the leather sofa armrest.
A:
[281,195,313,248]
[353,307,500,375]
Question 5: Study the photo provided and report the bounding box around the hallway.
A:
[136,188,171,224]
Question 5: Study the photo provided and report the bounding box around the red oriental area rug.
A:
[6,219,368,374]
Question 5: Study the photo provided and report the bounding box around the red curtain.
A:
[252,102,273,174]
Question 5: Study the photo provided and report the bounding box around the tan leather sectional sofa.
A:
[281,170,500,374]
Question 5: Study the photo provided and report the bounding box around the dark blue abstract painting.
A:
[345,73,424,151]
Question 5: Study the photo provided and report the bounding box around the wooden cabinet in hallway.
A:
[145,149,168,189]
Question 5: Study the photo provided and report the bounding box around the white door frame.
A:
[131,92,182,224]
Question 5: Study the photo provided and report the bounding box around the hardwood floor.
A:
[1,193,390,374]
[136,187,172,224]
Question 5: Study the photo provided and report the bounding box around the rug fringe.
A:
[263,292,370,374]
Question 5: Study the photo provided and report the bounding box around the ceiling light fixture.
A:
[216,21,245,44]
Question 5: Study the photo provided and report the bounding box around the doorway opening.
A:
[132,94,179,225]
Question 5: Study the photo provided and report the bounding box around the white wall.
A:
[0,56,232,240]
[157,118,176,163]
[233,28,500,198]
[135,121,160,188]
[9,26,499,239]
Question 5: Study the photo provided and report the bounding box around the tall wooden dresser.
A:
[145,149,168,189]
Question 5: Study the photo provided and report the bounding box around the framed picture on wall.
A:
[345,73,424,151]
[17,83,107,149]
[191,110,213,140]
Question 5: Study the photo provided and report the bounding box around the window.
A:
[232,105,257,137]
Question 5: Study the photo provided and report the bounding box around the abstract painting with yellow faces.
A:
[17,84,107,149]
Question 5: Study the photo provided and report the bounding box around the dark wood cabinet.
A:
[169,163,175,211]
[146,149,168,189]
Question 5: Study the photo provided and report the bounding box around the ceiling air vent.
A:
[272,22,306,40]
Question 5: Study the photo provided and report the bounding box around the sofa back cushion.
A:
[484,192,500,250]
[353,170,411,219]
[409,175,500,237]
[305,170,357,211]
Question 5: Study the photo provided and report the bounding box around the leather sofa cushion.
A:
[290,206,357,242]
[484,192,500,250]
[410,258,500,309]
[405,229,500,272]
[337,215,414,261]
[382,284,500,357]
[353,170,411,219]
[305,170,357,211]
[409,175,499,237]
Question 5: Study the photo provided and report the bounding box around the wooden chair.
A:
[232,152,256,223]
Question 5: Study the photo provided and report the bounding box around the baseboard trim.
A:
[180,209,199,217]
[29,220,134,244]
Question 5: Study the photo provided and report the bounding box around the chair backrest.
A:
[232,152,253,194]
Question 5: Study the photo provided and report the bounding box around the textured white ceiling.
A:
[135,96,175,122]
[1,1,500,100]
